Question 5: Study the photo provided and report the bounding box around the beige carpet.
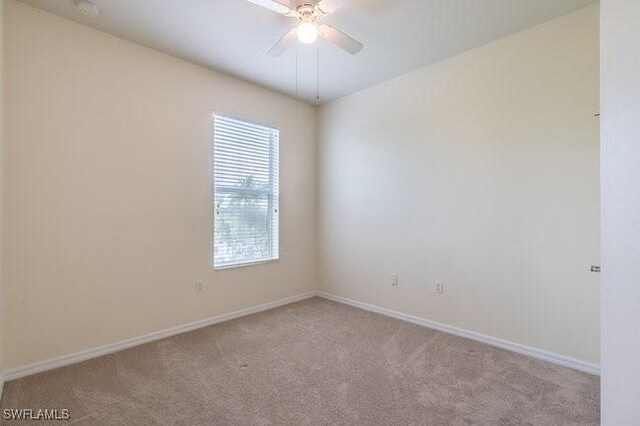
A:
[1,297,599,425]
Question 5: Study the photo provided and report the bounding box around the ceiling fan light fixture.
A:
[259,0,362,56]
[297,22,319,44]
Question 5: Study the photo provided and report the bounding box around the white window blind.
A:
[213,114,279,269]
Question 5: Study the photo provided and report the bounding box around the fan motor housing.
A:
[296,4,317,22]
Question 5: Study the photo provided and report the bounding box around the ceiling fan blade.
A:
[316,0,345,14]
[267,27,298,57]
[244,0,292,15]
[319,24,363,55]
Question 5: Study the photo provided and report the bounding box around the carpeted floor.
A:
[1,297,599,425]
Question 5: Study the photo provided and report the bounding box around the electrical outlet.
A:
[390,275,399,287]
[195,280,204,294]
[434,280,444,294]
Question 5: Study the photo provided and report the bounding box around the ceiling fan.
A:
[245,0,364,56]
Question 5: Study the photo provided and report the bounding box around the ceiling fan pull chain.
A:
[295,44,299,118]
[316,42,320,105]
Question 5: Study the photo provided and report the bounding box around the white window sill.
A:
[214,258,279,271]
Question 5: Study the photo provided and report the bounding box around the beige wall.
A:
[319,5,600,364]
[601,0,640,422]
[3,1,317,370]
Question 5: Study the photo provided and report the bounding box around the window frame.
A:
[212,113,280,270]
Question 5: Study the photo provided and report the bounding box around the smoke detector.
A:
[76,0,100,18]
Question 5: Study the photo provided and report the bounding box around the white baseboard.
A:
[3,292,318,382]
[3,290,600,381]
[318,292,600,376]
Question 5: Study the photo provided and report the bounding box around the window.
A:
[213,114,279,269]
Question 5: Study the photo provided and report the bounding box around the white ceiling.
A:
[18,0,597,104]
